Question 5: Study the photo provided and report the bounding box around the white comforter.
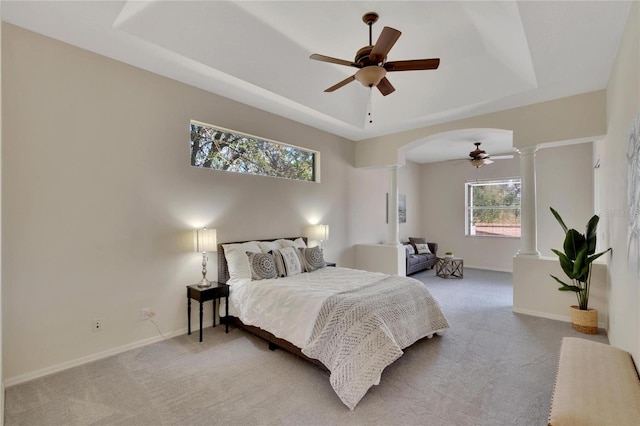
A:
[226,267,389,348]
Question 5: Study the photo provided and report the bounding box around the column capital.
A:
[515,145,539,155]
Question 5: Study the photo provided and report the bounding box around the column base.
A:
[516,249,541,258]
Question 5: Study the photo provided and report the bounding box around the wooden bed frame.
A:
[217,237,329,371]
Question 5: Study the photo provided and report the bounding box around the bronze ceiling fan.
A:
[309,12,440,96]
[468,142,514,168]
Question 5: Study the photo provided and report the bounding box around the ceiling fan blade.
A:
[491,155,515,160]
[376,77,395,96]
[483,159,494,165]
[369,26,401,63]
[324,75,356,92]
[310,54,358,68]
[384,58,440,72]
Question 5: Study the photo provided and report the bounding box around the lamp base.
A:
[197,277,212,288]
[197,252,212,288]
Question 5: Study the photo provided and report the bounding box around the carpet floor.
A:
[4,268,609,425]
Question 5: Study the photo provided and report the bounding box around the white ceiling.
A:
[1,1,632,163]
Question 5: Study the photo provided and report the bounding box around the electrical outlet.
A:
[92,319,103,332]
[141,308,155,320]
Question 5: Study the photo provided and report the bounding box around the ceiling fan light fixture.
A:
[470,158,485,168]
[355,66,387,87]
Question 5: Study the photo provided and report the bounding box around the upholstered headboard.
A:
[217,237,307,284]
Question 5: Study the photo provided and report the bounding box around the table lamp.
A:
[195,227,217,287]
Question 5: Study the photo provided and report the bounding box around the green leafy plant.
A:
[445,251,453,256]
[549,207,611,310]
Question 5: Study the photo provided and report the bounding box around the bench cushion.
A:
[549,337,640,426]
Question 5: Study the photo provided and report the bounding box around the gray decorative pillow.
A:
[299,246,326,272]
[272,247,304,277]
[246,252,277,280]
[409,237,428,251]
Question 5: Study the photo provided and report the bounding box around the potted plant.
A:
[549,207,611,334]
[444,251,454,259]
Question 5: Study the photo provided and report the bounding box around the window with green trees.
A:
[466,178,521,237]
[190,121,318,182]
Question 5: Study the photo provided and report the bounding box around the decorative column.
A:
[516,145,541,257]
[387,165,401,245]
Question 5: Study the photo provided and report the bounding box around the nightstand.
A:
[186,282,229,342]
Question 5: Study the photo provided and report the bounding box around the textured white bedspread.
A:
[303,274,450,409]
[227,267,390,347]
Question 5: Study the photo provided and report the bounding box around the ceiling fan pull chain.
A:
[367,87,374,124]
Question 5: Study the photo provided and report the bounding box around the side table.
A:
[436,257,464,279]
[186,282,230,342]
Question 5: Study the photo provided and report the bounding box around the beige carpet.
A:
[4,268,608,425]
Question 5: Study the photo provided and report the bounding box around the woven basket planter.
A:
[569,305,598,334]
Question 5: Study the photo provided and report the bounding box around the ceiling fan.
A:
[468,142,514,168]
[309,12,440,96]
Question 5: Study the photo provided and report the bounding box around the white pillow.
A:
[275,238,306,248]
[258,240,281,253]
[415,243,431,254]
[222,242,261,282]
[292,237,307,248]
[272,247,303,277]
[276,239,296,248]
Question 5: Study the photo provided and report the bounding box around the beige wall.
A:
[355,91,606,168]
[348,160,422,246]
[419,142,593,272]
[602,1,640,361]
[1,24,356,382]
[536,143,595,257]
[513,257,608,326]
[420,155,520,272]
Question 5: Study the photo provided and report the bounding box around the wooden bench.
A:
[549,337,640,426]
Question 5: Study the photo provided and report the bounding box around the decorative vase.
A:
[569,305,598,334]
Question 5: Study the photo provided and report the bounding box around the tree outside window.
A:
[190,121,318,182]
[466,178,521,237]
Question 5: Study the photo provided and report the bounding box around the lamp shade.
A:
[196,228,217,252]
[306,224,329,241]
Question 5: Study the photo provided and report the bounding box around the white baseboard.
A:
[512,307,607,329]
[465,264,513,273]
[4,327,188,387]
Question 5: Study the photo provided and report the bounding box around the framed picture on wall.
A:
[386,193,407,223]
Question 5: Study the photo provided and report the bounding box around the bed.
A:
[217,237,449,409]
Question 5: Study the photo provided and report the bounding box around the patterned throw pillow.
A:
[409,237,427,252]
[272,247,304,277]
[246,252,277,280]
[299,246,326,272]
[414,243,431,254]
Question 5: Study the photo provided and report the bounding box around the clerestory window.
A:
[190,120,319,182]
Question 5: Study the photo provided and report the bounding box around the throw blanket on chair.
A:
[302,275,449,410]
